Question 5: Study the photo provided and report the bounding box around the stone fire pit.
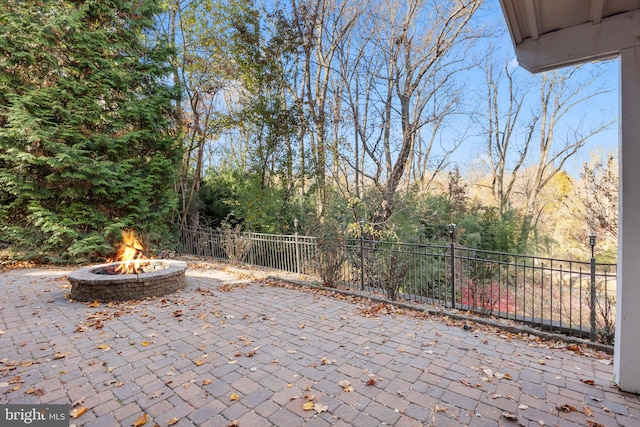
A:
[68,260,187,302]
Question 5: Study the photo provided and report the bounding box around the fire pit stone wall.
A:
[68,260,188,302]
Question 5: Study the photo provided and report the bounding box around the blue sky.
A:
[452,1,619,177]
[214,0,620,180]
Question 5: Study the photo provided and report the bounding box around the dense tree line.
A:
[0,0,180,262]
[168,0,615,257]
[0,0,617,263]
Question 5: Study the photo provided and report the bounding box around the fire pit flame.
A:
[114,230,148,274]
[68,230,187,302]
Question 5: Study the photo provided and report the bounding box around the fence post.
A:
[294,219,300,275]
[449,223,456,309]
[248,232,254,266]
[360,220,365,291]
[589,231,597,341]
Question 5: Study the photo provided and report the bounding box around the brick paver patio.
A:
[1,263,638,426]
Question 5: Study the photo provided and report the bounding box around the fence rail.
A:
[176,225,617,343]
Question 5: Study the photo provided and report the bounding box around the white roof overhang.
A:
[499,0,640,72]
[499,0,640,395]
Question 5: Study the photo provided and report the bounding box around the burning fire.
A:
[114,230,148,274]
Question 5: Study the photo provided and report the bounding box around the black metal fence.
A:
[176,225,617,343]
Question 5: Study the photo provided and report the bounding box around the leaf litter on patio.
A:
[187,261,620,420]
[66,260,614,425]
[16,261,611,424]
[202,262,594,356]
[258,274,612,362]
[212,264,616,424]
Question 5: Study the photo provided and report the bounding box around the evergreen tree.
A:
[0,0,180,262]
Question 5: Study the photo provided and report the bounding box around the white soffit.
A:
[499,0,640,72]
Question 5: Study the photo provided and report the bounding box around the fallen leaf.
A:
[366,377,377,386]
[587,421,605,427]
[321,357,334,365]
[194,359,205,366]
[338,379,353,392]
[567,343,582,353]
[314,403,328,413]
[581,379,595,386]
[88,300,100,308]
[132,413,148,426]
[518,404,529,410]
[434,403,447,413]
[141,341,152,347]
[227,421,239,427]
[150,390,164,399]
[203,379,212,385]
[303,401,314,411]
[246,346,261,357]
[25,388,45,397]
[167,417,178,426]
[557,404,579,413]
[502,412,518,420]
[583,405,593,417]
[503,373,512,380]
[230,392,240,401]
[70,406,87,419]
